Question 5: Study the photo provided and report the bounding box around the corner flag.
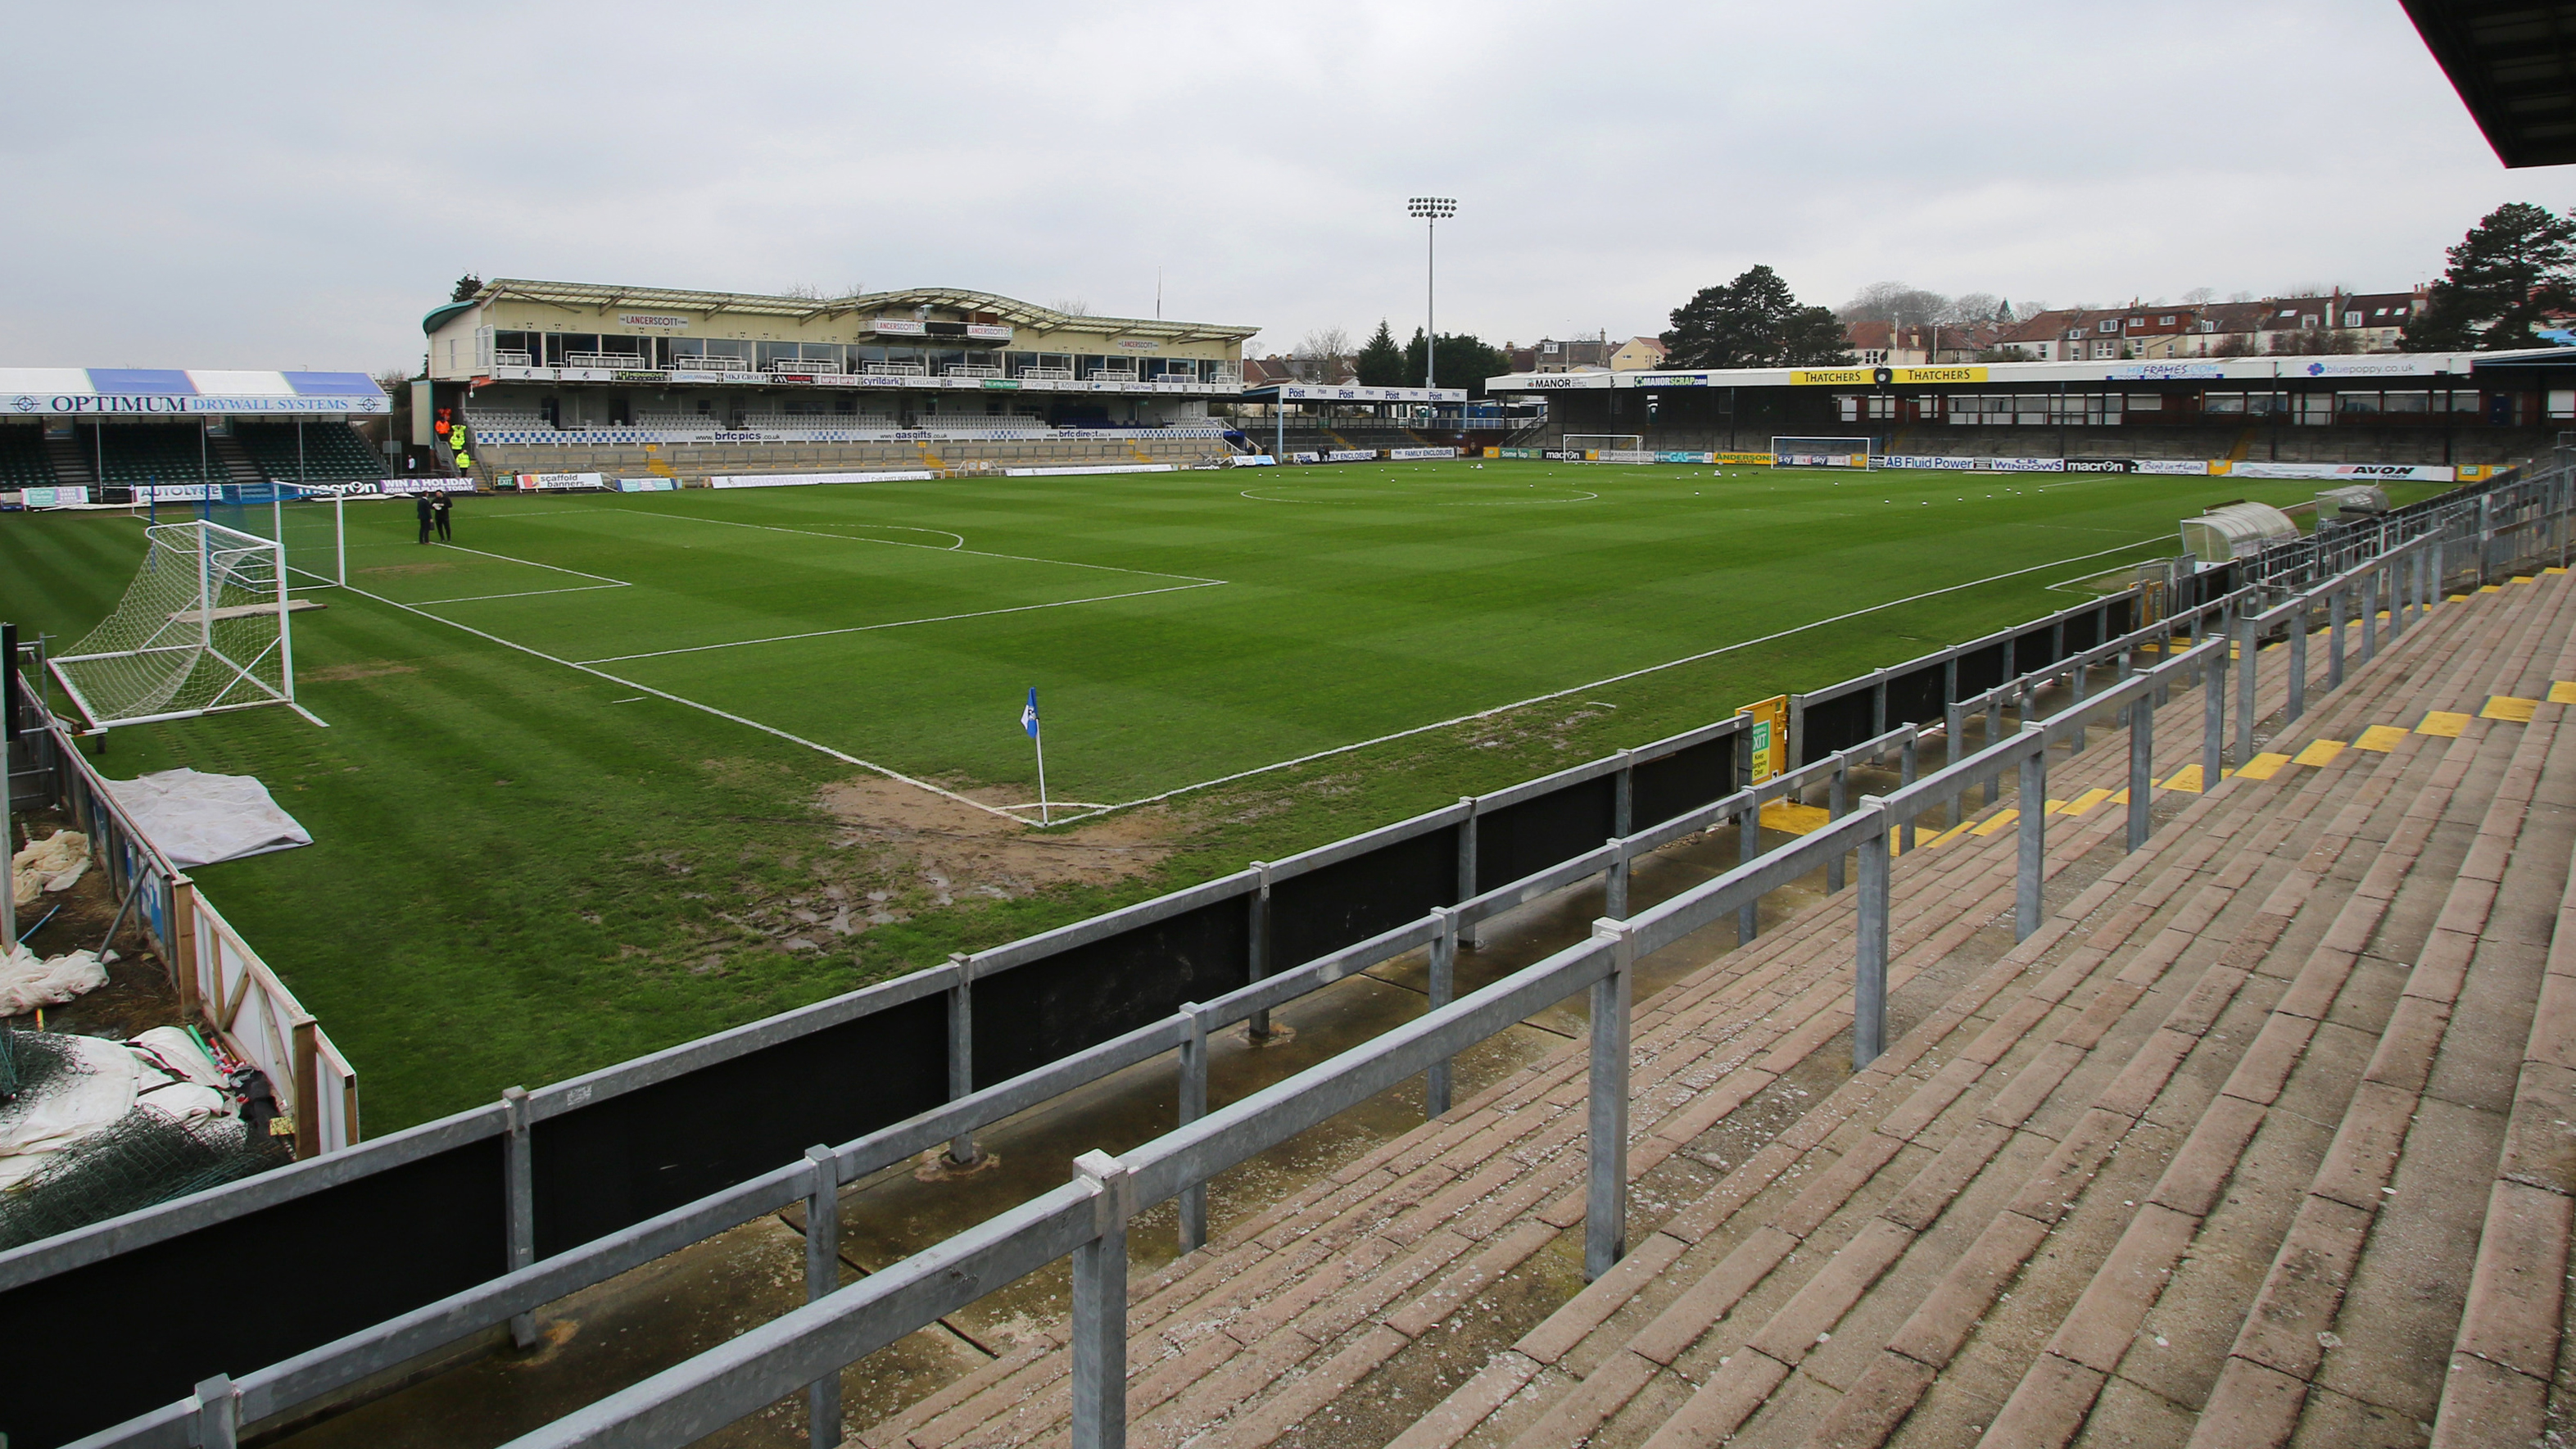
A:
[1021,687,1048,824]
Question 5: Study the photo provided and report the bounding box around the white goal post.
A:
[48,520,321,731]
[1769,437,1878,469]
[203,482,348,587]
[1563,433,1650,464]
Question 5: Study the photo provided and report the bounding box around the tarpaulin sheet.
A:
[102,768,311,866]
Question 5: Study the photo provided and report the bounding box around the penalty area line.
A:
[1044,533,2180,823]
[578,580,1229,663]
[335,582,1033,823]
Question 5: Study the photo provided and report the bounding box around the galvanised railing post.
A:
[804,1144,843,1446]
[2067,650,2089,754]
[2203,619,2227,790]
[502,1085,536,1349]
[2234,612,2257,767]
[1176,1003,1209,1251]
[1071,1151,1133,1449]
[1453,800,1480,948]
[1854,796,1890,1071]
[2017,724,2046,942]
[1584,918,1633,1281]
[1944,698,1967,823]
[1826,757,1849,894]
[1898,728,1918,853]
[193,1374,239,1449]
[1737,790,1761,945]
[947,953,978,1165]
[2287,600,2307,724]
[1247,862,1275,1037]
[2361,568,2379,664]
[1604,836,1630,918]
[2128,678,2155,853]
[1427,908,1457,1118]
[2329,585,2347,689]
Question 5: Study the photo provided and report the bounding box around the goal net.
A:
[48,521,306,731]
[205,483,346,587]
[1564,433,1650,464]
[1769,437,1877,469]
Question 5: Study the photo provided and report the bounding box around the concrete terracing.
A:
[843,572,2576,1449]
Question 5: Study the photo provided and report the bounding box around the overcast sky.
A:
[1,2,2562,374]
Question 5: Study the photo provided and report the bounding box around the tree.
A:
[450,274,482,302]
[1948,292,2003,326]
[1836,280,1949,328]
[1355,320,1405,386]
[2402,202,2576,351]
[1052,297,1093,317]
[1295,326,1351,383]
[1402,330,1509,397]
[1664,266,1855,368]
[2182,287,2219,306]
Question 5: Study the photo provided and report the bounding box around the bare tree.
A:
[2181,287,2219,305]
[1947,292,2003,324]
[1836,281,1949,328]
[1294,326,1351,382]
[1052,297,1093,317]
[2227,291,2257,303]
[781,282,826,301]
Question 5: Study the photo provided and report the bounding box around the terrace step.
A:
[1355,573,2576,1449]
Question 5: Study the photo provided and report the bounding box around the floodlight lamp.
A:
[1407,197,1457,219]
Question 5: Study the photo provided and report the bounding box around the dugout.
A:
[0,369,392,503]
[1485,348,2576,469]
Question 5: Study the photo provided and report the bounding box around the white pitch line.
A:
[432,541,631,585]
[333,582,1034,823]
[413,583,633,605]
[579,580,1228,663]
[1039,533,2186,823]
[613,505,1221,585]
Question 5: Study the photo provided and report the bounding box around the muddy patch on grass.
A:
[302,662,420,682]
[817,776,1176,904]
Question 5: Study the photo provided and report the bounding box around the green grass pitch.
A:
[0,460,2405,1128]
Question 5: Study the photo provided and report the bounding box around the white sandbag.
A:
[0,1035,140,1188]
[102,769,311,867]
[0,944,107,1017]
[11,829,89,908]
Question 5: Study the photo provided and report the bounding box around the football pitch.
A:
[0,460,2396,1127]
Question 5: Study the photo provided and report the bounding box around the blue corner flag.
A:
[1021,687,1040,739]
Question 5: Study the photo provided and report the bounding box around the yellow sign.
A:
[1892,365,1987,385]
[1716,451,1776,465]
[1740,694,1790,783]
[1790,368,1872,387]
[1482,446,1501,460]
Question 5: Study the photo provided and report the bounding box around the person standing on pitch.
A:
[414,491,435,544]
[432,490,454,542]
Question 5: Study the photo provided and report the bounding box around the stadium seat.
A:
[0,427,59,489]
[230,422,386,482]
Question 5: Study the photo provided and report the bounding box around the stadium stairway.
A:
[42,435,93,488]
[207,433,268,488]
[848,571,2575,1449]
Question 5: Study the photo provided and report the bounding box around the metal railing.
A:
[63,464,2571,1449]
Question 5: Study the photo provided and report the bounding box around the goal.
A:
[47,521,316,731]
[204,483,348,588]
[1563,433,1650,464]
[1769,437,1878,469]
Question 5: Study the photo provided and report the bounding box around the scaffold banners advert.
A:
[1740,695,1789,783]
[1387,446,1459,460]
[517,472,607,491]
[2222,461,2456,482]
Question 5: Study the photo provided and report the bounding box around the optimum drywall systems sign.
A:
[0,369,389,415]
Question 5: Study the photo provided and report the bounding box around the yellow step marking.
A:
[2292,739,2347,767]
[1970,808,2020,836]
[2513,574,2536,585]
[2448,594,2470,602]
[2160,765,2234,792]
[2418,710,2473,737]
[2108,789,2130,805]
[1926,820,1976,849]
[2547,567,2568,576]
[2061,787,2116,817]
[2482,695,2538,723]
[2479,585,2502,594]
[2549,681,2576,704]
[2354,724,2411,752]
[1759,799,1832,835]
[2236,752,2293,781]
